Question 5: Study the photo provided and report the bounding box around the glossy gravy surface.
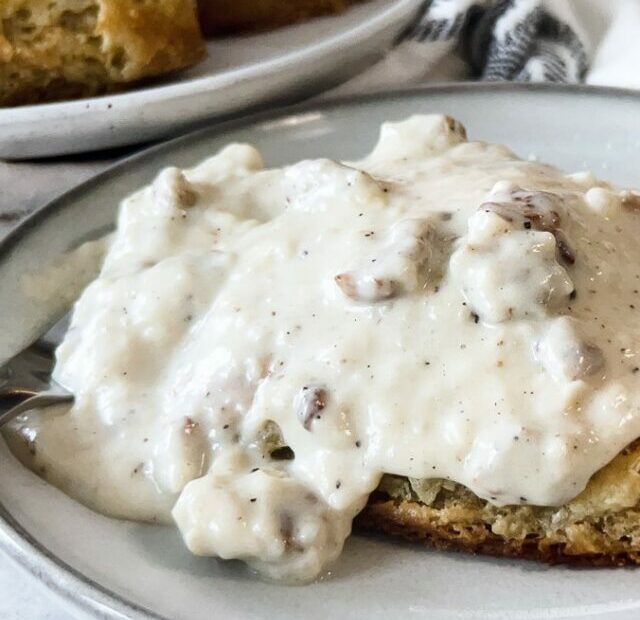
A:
[7,115,640,581]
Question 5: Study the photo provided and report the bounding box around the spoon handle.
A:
[0,385,73,428]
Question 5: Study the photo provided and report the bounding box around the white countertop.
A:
[0,561,69,620]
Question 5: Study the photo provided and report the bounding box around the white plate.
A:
[2,84,640,620]
[0,0,418,160]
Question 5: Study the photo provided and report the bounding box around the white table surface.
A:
[0,156,117,620]
[0,562,69,620]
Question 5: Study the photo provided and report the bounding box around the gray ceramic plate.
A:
[0,0,418,160]
[1,84,640,620]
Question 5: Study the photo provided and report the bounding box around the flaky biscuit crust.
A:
[0,0,205,106]
[357,441,640,566]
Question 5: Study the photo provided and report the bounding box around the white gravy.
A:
[7,115,640,581]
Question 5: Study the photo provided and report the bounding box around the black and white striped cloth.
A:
[406,0,587,82]
[338,0,588,93]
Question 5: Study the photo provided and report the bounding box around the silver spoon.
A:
[0,318,73,427]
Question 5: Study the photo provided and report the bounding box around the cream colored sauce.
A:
[0,237,109,365]
[21,236,110,307]
[6,115,640,581]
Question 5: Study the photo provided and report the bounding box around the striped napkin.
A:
[337,0,639,93]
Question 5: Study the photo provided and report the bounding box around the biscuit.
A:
[357,441,640,566]
[0,0,206,106]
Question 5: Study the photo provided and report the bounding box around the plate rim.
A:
[0,0,418,122]
[3,81,640,620]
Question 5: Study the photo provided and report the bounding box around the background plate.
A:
[0,0,418,160]
[1,84,640,620]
